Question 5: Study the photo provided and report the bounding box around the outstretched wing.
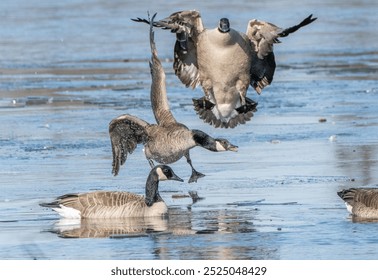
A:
[246,14,317,94]
[109,114,150,176]
[158,10,203,89]
[148,13,177,126]
[132,10,203,89]
[173,35,200,89]
[141,10,204,39]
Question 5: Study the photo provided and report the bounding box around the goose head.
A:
[214,138,238,152]
[154,165,184,182]
[218,18,230,33]
[191,130,238,152]
[145,165,183,207]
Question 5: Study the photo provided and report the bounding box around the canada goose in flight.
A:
[132,11,317,128]
[39,165,184,219]
[110,13,238,183]
[338,188,378,219]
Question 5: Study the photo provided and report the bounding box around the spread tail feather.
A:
[39,201,60,208]
[192,97,258,128]
[337,188,358,208]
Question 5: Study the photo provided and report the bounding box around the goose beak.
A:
[227,143,238,152]
[170,172,184,182]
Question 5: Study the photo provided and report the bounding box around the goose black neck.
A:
[145,169,163,207]
[192,129,217,151]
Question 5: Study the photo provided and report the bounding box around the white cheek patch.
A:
[156,167,168,181]
[215,141,226,151]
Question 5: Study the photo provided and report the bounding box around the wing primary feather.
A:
[278,14,317,37]
[109,115,149,176]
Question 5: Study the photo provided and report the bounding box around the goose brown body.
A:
[338,188,378,219]
[40,165,183,219]
[110,14,238,183]
[49,191,168,219]
[196,27,252,125]
[132,11,316,128]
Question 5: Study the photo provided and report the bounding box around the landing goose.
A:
[39,165,183,219]
[338,188,378,219]
[110,14,237,183]
[132,11,316,128]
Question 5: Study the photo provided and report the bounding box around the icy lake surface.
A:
[1,0,378,259]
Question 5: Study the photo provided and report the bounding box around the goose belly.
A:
[197,30,251,92]
[144,129,195,163]
[147,150,185,164]
[143,202,168,217]
[105,202,168,218]
[352,203,378,219]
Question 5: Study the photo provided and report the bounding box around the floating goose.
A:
[132,11,316,128]
[338,188,378,219]
[47,207,212,238]
[39,165,183,219]
[110,14,237,183]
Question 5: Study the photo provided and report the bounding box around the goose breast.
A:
[197,28,252,93]
[144,125,196,163]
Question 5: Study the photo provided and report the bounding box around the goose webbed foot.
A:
[188,169,206,183]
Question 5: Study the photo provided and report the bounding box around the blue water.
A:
[1,0,378,260]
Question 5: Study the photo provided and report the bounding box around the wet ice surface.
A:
[1,0,378,259]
